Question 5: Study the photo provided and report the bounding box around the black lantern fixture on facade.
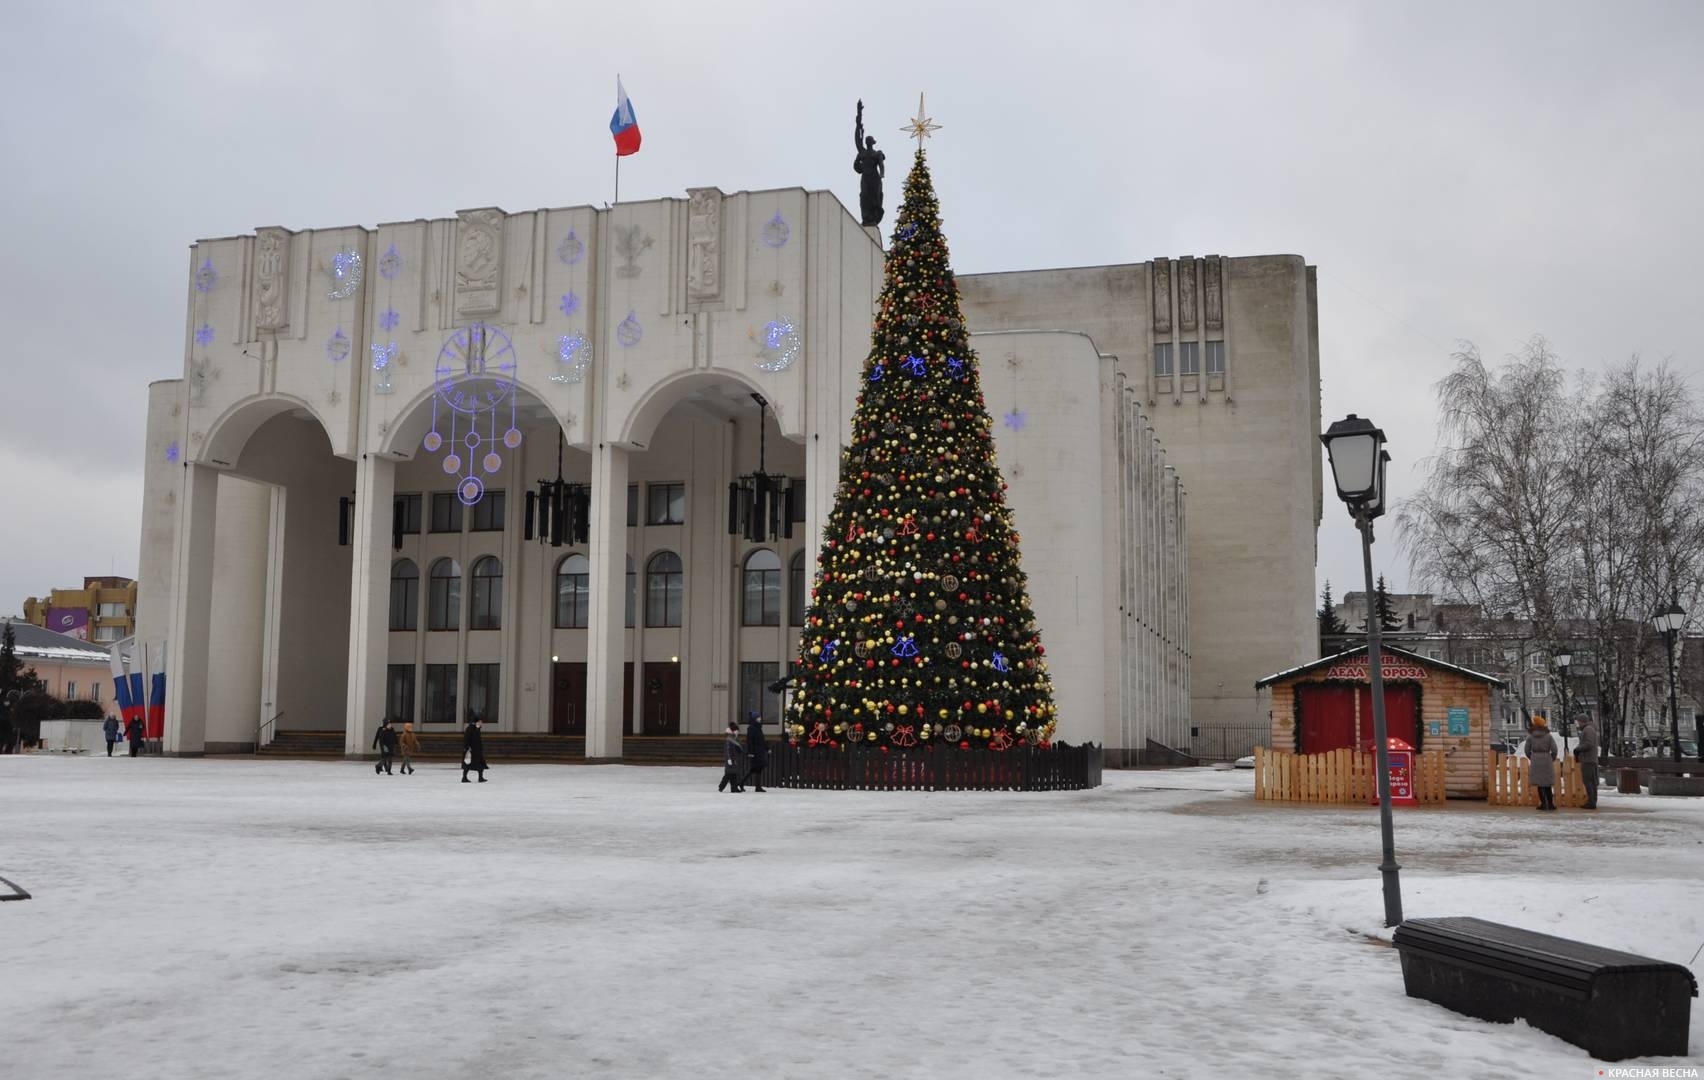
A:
[525,430,589,547]
[728,393,796,543]
[1651,596,1688,764]
[1320,413,1403,928]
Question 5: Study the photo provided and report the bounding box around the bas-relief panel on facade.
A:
[1204,257,1223,331]
[1177,258,1197,332]
[253,228,291,333]
[686,188,722,301]
[1151,258,1171,334]
[455,209,504,319]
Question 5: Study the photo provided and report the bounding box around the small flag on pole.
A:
[611,77,641,157]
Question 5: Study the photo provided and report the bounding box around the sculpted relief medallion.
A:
[253,228,291,332]
[455,209,504,318]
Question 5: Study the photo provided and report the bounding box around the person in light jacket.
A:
[718,721,748,793]
[398,722,420,776]
[103,715,120,757]
[462,716,488,783]
[1526,717,1559,811]
[1574,717,1600,810]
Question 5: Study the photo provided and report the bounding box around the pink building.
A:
[2,617,114,714]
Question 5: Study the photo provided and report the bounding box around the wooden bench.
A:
[1393,917,1696,1061]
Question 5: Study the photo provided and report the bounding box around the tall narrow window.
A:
[789,550,807,627]
[467,663,500,723]
[556,553,590,629]
[647,483,686,525]
[424,664,457,723]
[739,661,781,724]
[397,494,423,534]
[387,664,416,722]
[428,558,462,631]
[742,549,782,626]
[470,556,503,630]
[469,491,506,532]
[645,551,684,627]
[430,494,464,533]
[626,484,639,527]
[1179,341,1200,375]
[389,559,419,631]
[625,555,637,628]
[1205,340,1226,376]
[1153,343,1173,377]
[789,479,807,522]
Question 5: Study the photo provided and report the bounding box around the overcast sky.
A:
[2,0,1700,617]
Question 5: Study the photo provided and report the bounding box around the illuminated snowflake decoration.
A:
[551,333,592,385]
[760,212,790,248]
[165,441,180,464]
[616,310,643,348]
[891,635,919,659]
[379,307,400,332]
[754,316,801,373]
[992,652,1010,673]
[327,250,363,299]
[559,290,581,318]
[902,354,927,377]
[556,228,585,266]
[193,258,217,292]
[193,323,214,347]
[325,326,351,364]
[377,243,403,280]
[1002,408,1027,431]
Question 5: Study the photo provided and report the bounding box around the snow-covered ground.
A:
[4,755,1700,1079]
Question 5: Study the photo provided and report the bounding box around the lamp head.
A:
[1320,414,1388,516]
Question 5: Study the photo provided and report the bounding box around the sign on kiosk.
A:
[1374,737,1418,806]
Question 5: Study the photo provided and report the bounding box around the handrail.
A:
[254,711,284,753]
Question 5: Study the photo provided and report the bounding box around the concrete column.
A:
[586,442,630,759]
[163,463,219,755]
[343,454,396,756]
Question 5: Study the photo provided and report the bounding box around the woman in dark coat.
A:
[718,721,748,793]
[103,715,120,757]
[745,710,768,793]
[462,716,488,783]
[125,716,145,757]
[1526,717,1559,811]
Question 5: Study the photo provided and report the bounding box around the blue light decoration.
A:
[557,228,585,266]
[371,342,397,395]
[194,258,217,292]
[194,323,214,347]
[165,441,180,464]
[992,651,1010,672]
[551,333,591,385]
[761,211,790,248]
[891,635,919,658]
[945,357,966,381]
[820,639,838,663]
[379,307,400,332]
[895,222,917,241]
[869,363,886,382]
[559,290,581,318]
[377,244,402,280]
[425,324,522,506]
[327,249,363,300]
[754,315,801,373]
[1002,408,1027,431]
[616,310,643,348]
[325,326,351,364]
[902,354,927,377]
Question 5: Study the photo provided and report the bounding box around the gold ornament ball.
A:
[976,703,987,714]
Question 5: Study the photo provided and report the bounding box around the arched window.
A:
[428,558,462,631]
[742,549,781,626]
[470,556,503,630]
[789,550,807,627]
[389,559,419,631]
[645,551,683,627]
[556,553,590,629]
[625,554,636,629]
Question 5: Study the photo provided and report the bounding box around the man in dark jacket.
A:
[718,721,748,792]
[745,710,768,793]
[103,715,120,757]
[372,717,398,776]
[125,716,145,756]
[1575,717,1601,809]
[462,716,488,783]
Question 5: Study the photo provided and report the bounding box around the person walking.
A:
[398,722,420,776]
[745,709,768,793]
[103,715,120,757]
[372,717,398,775]
[1575,716,1601,810]
[718,720,748,793]
[462,715,488,783]
[125,715,144,757]
[1526,716,1560,811]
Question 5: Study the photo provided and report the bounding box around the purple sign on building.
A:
[46,607,89,640]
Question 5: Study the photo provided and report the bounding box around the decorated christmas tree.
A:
[785,149,1057,752]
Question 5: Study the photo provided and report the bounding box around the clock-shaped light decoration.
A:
[424,323,523,506]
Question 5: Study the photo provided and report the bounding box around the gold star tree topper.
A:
[901,93,942,151]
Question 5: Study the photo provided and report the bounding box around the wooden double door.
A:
[1296,682,1420,753]
[551,661,680,735]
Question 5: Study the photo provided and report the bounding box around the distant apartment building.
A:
[22,577,138,644]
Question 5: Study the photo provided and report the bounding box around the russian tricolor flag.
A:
[610,77,641,157]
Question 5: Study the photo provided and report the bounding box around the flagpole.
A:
[614,153,620,205]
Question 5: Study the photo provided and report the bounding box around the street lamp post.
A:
[1652,598,1687,765]
[1320,414,1403,928]
[1554,650,1571,742]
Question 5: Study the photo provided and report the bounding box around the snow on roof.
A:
[1255,643,1507,689]
[1,618,112,663]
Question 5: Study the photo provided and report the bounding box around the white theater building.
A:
[137,183,1319,761]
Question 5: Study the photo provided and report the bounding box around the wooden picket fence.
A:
[1486,751,1587,808]
[1254,746,1446,804]
[769,741,1103,791]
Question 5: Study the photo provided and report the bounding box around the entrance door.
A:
[1297,684,1357,753]
[1358,683,1420,749]
[624,662,636,736]
[642,661,680,734]
[551,663,587,735]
